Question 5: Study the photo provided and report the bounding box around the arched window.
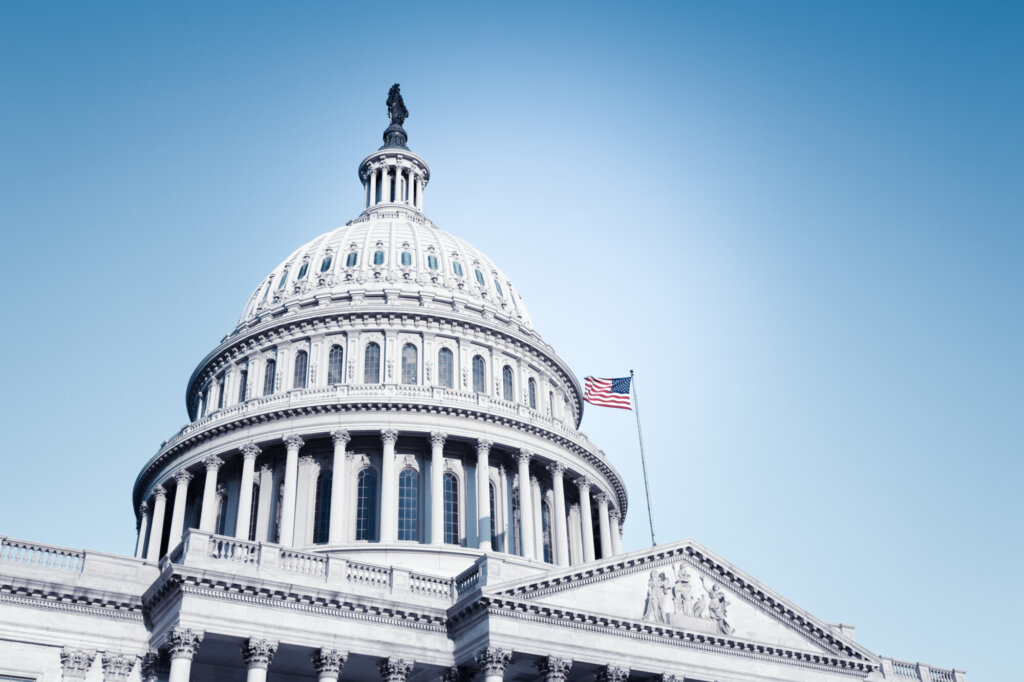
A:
[472,355,486,394]
[400,251,412,266]
[474,269,486,286]
[452,261,463,277]
[277,271,289,290]
[293,350,308,389]
[542,501,554,564]
[489,481,497,546]
[438,348,454,389]
[443,472,460,545]
[427,255,439,271]
[263,358,276,396]
[313,470,332,544]
[401,344,418,385]
[247,481,259,542]
[364,342,381,384]
[297,261,309,280]
[502,366,514,402]
[528,378,537,409]
[494,279,504,297]
[320,254,333,272]
[355,468,378,541]
[346,252,358,267]
[373,250,385,266]
[327,345,344,385]
[398,468,419,541]
[237,362,249,403]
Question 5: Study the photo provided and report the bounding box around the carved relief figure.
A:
[643,568,671,624]
[673,564,694,617]
[706,581,735,635]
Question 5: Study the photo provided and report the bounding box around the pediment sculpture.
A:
[643,563,735,635]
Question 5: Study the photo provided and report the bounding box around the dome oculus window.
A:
[427,255,439,271]
[373,250,385,266]
[400,251,412,267]
[346,252,358,267]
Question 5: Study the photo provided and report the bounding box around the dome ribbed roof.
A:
[238,207,531,328]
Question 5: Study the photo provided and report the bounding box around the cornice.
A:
[134,397,628,520]
[450,596,874,678]
[0,581,145,622]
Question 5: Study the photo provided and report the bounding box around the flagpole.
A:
[630,369,657,547]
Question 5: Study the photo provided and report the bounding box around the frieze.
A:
[643,564,733,635]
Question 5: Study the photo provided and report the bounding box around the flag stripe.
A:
[583,376,632,410]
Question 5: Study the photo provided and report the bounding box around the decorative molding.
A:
[166,626,204,660]
[283,433,305,450]
[378,656,414,681]
[475,647,512,675]
[536,656,573,681]
[242,639,278,670]
[331,429,351,445]
[312,648,348,676]
[60,648,96,679]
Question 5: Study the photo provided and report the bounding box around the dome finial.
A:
[382,83,409,149]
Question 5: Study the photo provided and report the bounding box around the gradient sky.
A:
[1,2,1020,679]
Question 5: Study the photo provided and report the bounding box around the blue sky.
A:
[1,2,1020,678]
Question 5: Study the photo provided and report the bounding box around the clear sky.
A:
[1,2,1020,679]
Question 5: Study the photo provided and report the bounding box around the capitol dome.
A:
[131,88,626,578]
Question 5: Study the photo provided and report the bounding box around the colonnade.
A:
[137,430,623,566]
[364,160,425,211]
[139,631,681,682]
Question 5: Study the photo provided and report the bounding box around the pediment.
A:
[486,540,873,662]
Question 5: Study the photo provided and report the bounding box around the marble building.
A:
[0,88,964,682]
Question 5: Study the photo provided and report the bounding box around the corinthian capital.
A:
[152,484,167,500]
[202,455,224,472]
[380,428,399,445]
[475,647,511,676]
[515,448,532,465]
[166,627,204,660]
[173,469,193,485]
[429,430,448,447]
[608,507,621,521]
[241,639,278,670]
[283,433,305,450]
[140,651,167,682]
[378,656,414,682]
[547,461,566,477]
[575,475,592,492]
[101,654,138,682]
[241,441,261,459]
[476,438,493,454]
[596,665,630,682]
[60,648,96,678]
[138,501,149,518]
[593,491,609,506]
[331,429,351,446]
[536,656,573,681]
[312,649,348,676]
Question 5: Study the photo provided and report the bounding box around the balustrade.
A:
[0,537,84,572]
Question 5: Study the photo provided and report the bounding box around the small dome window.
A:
[373,250,385,266]
[277,271,289,290]
[346,252,358,267]
[320,254,333,272]
[427,255,439,271]
[452,261,463,277]
[401,251,412,267]
[298,262,309,280]
[494,279,503,297]
[474,269,486,287]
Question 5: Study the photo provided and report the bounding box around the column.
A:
[568,503,582,564]
[378,657,413,682]
[146,485,167,561]
[531,475,543,559]
[609,508,623,555]
[577,476,595,562]
[497,464,509,552]
[236,443,260,541]
[476,439,493,551]
[166,627,203,682]
[381,166,391,203]
[380,429,399,543]
[168,470,192,548]
[417,176,424,212]
[596,665,630,682]
[429,431,447,544]
[279,434,304,546]
[313,649,348,682]
[595,491,612,559]
[198,456,225,533]
[60,648,96,680]
[241,639,277,682]
[329,430,351,544]
[547,463,569,566]
[369,168,377,206]
[135,502,150,558]
[475,647,511,682]
[536,656,572,682]
[515,449,535,559]
[140,652,166,682]
[254,463,274,542]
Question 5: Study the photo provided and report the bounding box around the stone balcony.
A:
[879,656,965,682]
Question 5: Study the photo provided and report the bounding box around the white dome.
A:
[238,206,532,329]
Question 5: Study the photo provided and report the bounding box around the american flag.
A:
[584,376,632,410]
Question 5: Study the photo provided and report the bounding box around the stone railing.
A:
[454,563,481,598]
[170,530,456,604]
[0,536,84,572]
[881,657,965,682]
[163,383,605,461]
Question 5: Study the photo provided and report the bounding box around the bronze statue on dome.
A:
[387,84,408,126]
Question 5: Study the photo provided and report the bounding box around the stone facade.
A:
[0,99,963,682]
